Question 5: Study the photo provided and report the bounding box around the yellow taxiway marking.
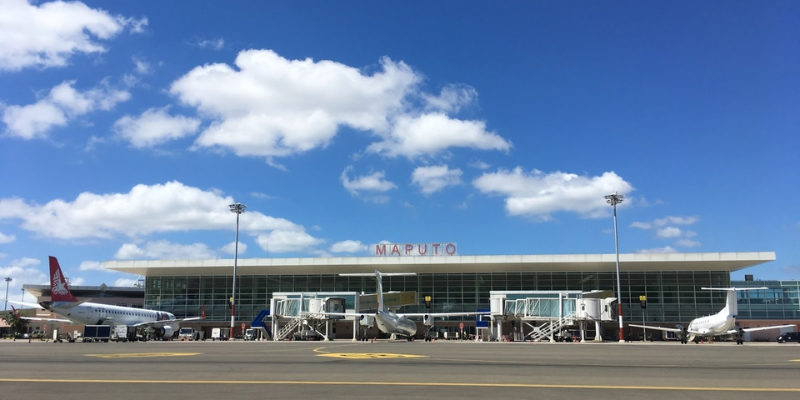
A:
[312,345,427,359]
[85,353,201,359]
[317,352,427,359]
[0,378,798,392]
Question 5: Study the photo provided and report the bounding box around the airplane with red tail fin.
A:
[9,256,202,340]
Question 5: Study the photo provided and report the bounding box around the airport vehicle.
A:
[776,332,800,343]
[630,287,794,344]
[328,271,487,340]
[10,256,202,340]
[82,325,112,342]
[211,327,230,341]
[179,327,202,340]
[113,325,129,342]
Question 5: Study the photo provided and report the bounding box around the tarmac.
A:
[2,339,799,399]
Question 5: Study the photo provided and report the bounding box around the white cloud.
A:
[256,230,324,253]
[114,240,218,260]
[366,113,510,159]
[473,168,634,220]
[2,80,130,139]
[194,38,225,50]
[69,277,86,286]
[468,160,491,170]
[0,258,47,302]
[12,257,39,268]
[114,107,200,148]
[0,231,15,244]
[631,215,701,248]
[656,227,683,238]
[630,221,652,229]
[341,166,397,195]
[169,49,509,161]
[113,278,139,287]
[675,238,701,247]
[411,165,463,195]
[653,216,698,227]
[220,241,247,255]
[132,56,152,74]
[250,192,276,200]
[0,181,303,240]
[330,240,368,253]
[118,16,148,34]
[77,261,105,271]
[171,50,417,158]
[0,0,144,71]
[636,246,678,254]
[422,84,477,113]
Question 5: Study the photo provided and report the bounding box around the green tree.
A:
[2,310,30,338]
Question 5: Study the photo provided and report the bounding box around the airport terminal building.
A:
[100,247,794,338]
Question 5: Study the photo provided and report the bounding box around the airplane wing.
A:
[19,316,72,323]
[629,324,684,334]
[7,304,72,323]
[7,300,47,310]
[725,324,796,335]
[399,311,489,318]
[322,311,486,318]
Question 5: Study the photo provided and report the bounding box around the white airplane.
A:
[330,271,486,341]
[630,287,794,344]
[9,256,202,340]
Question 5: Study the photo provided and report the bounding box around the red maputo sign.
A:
[374,243,457,257]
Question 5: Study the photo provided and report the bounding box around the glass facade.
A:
[145,270,730,324]
[732,280,800,319]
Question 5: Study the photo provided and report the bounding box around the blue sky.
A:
[1,1,798,302]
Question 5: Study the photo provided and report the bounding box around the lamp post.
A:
[4,277,11,310]
[604,192,625,343]
[229,202,247,338]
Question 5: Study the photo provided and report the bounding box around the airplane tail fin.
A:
[375,271,385,312]
[10,304,20,317]
[49,256,79,303]
[338,271,416,313]
[701,287,766,318]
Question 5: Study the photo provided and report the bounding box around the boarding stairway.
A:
[501,295,578,341]
[251,309,273,340]
[273,317,302,341]
[273,299,334,341]
[525,318,572,342]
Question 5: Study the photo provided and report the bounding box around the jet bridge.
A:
[490,290,616,342]
[270,292,360,341]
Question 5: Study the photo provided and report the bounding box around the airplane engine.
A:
[359,315,375,327]
[153,325,175,339]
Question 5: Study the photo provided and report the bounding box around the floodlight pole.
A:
[229,202,247,338]
[4,277,11,311]
[605,192,625,343]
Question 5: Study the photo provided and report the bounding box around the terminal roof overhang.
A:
[103,252,776,277]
